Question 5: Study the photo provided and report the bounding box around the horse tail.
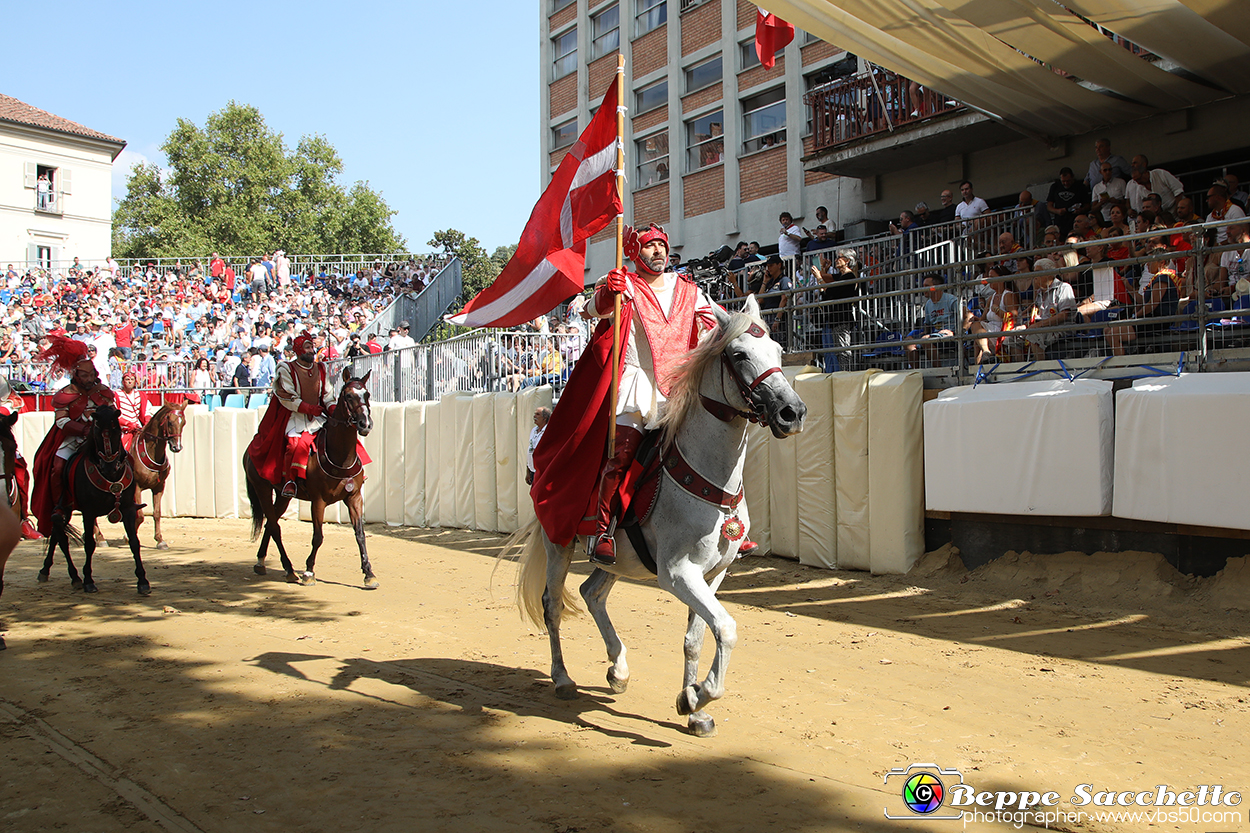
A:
[507,518,580,630]
[59,516,83,546]
[244,457,265,541]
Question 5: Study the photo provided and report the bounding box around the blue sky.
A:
[6,0,540,254]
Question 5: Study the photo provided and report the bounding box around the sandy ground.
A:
[0,518,1248,833]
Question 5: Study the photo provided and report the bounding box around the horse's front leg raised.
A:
[151,486,168,550]
[345,490,377,589]
[579,568,628,693]
[121,503,149,596]
[664,565,734,736]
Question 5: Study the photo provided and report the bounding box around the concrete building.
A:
[0,94,126,273]
[540,0,864,281]
[542,2,1250,283]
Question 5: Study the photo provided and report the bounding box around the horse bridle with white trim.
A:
[701,322,783,428]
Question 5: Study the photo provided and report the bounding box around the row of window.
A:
[553,0,667,78]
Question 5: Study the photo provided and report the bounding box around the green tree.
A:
[112,102,405,258]
[428,228,499,303]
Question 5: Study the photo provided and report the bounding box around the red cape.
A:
[247,393,373,487]
[530,310,630,547]
[31,387,117,534]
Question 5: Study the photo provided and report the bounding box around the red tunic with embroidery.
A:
[30,383,117,532]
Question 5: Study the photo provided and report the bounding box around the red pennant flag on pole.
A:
[755,7,795,70]
[447,80,622,328]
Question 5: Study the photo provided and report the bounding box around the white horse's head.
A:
[713,297,807,438]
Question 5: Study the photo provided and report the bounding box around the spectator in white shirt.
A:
[1091,161,1128,224]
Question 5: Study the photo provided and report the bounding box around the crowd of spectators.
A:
[0,251,443,397]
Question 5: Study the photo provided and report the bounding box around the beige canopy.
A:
[767,0,1247,140]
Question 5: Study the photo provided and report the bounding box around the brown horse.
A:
[243,369,377,588]
[129,402,187,549]
[0,410,20,650]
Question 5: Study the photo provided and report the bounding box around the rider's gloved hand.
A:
[605,267,629,294]
[297,402,321,417]
[594,268,630,315]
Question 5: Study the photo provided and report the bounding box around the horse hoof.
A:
[137,584,152,596]
[83,582,98,594]
[300,572,317,587]
[36,572,49,583]
[71,578,83,590]
[363,575,379,590]
[675,685,701,716]
[253,563,266,575]
[687,713,717,738]
[0,636,6,651]
[607,668,629,694]
[285,572,300,584]
[156,541,169,551]
[554,684,579,701]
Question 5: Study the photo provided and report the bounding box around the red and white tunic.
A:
[117,389,147,432]
[590,270,717,428]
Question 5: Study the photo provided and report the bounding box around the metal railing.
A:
[8,252,451,282]
[327,329,587,404]
[355,258,463,343]
[805,67,965,153]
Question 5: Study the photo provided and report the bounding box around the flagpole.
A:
[608,53,625,452]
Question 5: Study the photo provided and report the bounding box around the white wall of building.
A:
[0,123,120,271]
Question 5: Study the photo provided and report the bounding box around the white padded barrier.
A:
[794,373,837,569]
[765,367,815,560]
[494,394,519,534]
[868,372,925,574]
[381,403,406,525]
[472,393,498,533]
[403,401,428,527]
[832,370,876,570]
[424,398,443,527]
[452,394,476,529]
[742,419,772,555]
[923,379,1114,517]
[1113,373,1250,530]
[515,386,553,530]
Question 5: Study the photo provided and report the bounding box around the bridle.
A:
[700,322,783,428]
[324,380,371,433]
[85,410,134,523]
[137,408,184,473]
[317,380,370,481]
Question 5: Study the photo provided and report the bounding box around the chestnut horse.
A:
[129,402,188,549]
[243,369,377,588]
[0,410,19,649]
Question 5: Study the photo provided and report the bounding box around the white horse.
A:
[514,297,807,736]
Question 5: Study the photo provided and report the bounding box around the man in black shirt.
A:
[1046,167,1090,236]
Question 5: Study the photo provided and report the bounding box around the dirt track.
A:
[1,518,1247,833]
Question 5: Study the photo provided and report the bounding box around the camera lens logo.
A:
[902,772,945,814]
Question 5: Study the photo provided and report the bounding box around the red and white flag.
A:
[447,80,622,328]
[755,7,794,70]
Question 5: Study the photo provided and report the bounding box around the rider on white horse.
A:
[533,223,759,567]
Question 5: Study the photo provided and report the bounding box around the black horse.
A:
[0,410,20,649]
[38,405,149,595]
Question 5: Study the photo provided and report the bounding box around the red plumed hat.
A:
[292,333,316,354]
[38,334,92,375]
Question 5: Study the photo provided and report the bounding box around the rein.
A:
[136,417,178,474]
[700,322,782,427]
[316,382,368,483]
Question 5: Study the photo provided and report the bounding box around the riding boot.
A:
[281,445,297,497]
[50,456,67,520]
[589,425,644,566]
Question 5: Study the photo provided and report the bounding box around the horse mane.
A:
[653,309,760,451]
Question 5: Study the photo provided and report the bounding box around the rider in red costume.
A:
[531,223,730,566]
[30,336,118,532]
[0,376,43,539]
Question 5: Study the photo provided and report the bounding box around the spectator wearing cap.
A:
[389,320,415,350]
[345,332,368,359]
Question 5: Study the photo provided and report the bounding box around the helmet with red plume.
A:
[38,334,93,376]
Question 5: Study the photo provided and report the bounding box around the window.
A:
[552,0,575,11]
[685,55,721,93]
[636,78,667,113]
[686,110,724,170]
[552,119,578,149]
[742,87,786,153]
[636,131,669,188]
[552,28,578,79]
[591,5,619,59]
[740,40,761,71]
[33,164,60,214]
[635,0,666,36]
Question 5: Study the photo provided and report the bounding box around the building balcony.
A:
[803,68,1017,179]
[34,191,63,215]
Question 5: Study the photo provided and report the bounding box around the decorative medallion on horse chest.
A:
[721,515,745,542]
